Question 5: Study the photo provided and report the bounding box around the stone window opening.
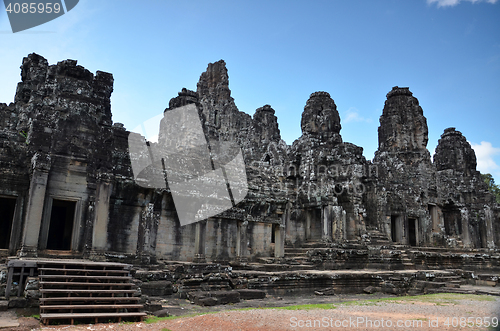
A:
[0,196,16,250]
[391,215,402,243]
[271,224,278,244]
[287,165,297,178]
[408,217,418,246]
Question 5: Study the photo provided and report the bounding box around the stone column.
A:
[331,206,345,242]
[19,153,51,257]
[321,205,333,240]
[90,180,113,260]
[236,220,248,261]
[460,208,471,248]
[274,224,285,258]
[305,210,311,240]
[346,215,356,240]
[194,220,206,262]
[485,208,495,249]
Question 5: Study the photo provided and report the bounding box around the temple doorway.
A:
[46,199,76,250]
[0,197,16,249]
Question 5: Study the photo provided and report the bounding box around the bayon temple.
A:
[0,54,500,313]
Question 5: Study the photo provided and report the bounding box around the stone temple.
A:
[0,53,499,295]
[1,53,499,263]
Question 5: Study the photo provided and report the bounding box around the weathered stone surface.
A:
[434,128,477,174]
[8,298,27,308]
[314,288,335,296]
[378,86,428,153]
[236,289,266,300]
[301,91,341,141]
[363,286,380,294]
[144,302,163,312]
[187,290,240,306]
[0,54,498,275]
[24,277,38,291]
[141,281,173,296]
[153,309,170,317]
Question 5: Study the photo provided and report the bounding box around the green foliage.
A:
[19,130,29,144]
[482,174,500,203]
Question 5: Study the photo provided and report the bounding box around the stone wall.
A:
[0,54,498,264]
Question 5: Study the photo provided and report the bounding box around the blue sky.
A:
[1,0,499,182]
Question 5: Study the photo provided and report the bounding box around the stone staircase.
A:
[366,228,392,245]
[38,260,146,325]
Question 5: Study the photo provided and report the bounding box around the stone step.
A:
[39,268,129,275]
[434,275,464,282]
[40,304,143,311]
[40,312,146,325]
[34,259,143,326]
[39,281,134,288]
[284,252,307,258]
[39,274,131,281]
[285,248,310,254]
[40,289,137,294]
[40,297,140,303]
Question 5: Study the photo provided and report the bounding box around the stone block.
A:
[475,280,496,287]
[237,289,266,300]
[24,277,38,291]
[444,283,460,289]
[8,298,27,308]
[141,281,173,296]
[144,303,163,312]
[198,297,218,306]
[424,282,446,289]
[24,290,41,300]
[314,288,335,296]
[363,286,381,294]
[153,309,170,317]
[188,290,240,306]
[0,300,8,312]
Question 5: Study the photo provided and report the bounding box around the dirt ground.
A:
[5,292,500,331]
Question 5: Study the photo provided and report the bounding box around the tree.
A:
[482,173,500,203]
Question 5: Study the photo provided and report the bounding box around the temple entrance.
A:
[390,215,399,242]
[443,204,461,236]
[0,197,16,249]
[47,199,76,250]
[271,224,276,243]
[428,204,438,232]
[408,217,417,246]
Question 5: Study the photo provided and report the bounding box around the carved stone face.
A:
[301,92,341,137]
[378,88,428,152]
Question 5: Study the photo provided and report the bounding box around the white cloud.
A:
[343,107,372,124]
[470,141,500,175]
[427,0,497,7]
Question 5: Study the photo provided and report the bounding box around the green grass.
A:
[339,293,496,307]
[271,303,336,310]
[144,303,336,325]
[143,293,495,327]
[145,311,219,324]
